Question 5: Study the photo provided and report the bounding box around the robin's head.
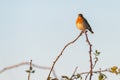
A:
[78,14,83,17]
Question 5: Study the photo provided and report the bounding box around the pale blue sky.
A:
[0,0,120,80]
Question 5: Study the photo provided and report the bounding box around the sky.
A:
[0,0,120,80]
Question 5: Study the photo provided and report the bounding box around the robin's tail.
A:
[89,30,94,34]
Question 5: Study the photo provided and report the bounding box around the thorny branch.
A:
[84,31,93,80]
[47,31,83,80]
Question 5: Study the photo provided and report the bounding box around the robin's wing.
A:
[83,18,94,33]
[83,18,91,30]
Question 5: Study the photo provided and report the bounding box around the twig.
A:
[92,57,98,69]
[47,31,83,80]
[0,62,57,78]
[70,66,78,80]
[84,31,93,80]
[28,60,32,80]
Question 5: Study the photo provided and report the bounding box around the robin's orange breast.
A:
[76,17,86,31]
[76,22,86,30]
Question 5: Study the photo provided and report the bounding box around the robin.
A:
[76,14,94,34]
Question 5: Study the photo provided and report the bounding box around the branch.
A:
[0,61,57,78]
[47,31,83,80]
[84,31,93,80]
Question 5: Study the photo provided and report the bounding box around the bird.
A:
[76,14,94,34]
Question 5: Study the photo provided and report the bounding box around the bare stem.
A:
[47,31,83,80]
[70,66,78,79]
